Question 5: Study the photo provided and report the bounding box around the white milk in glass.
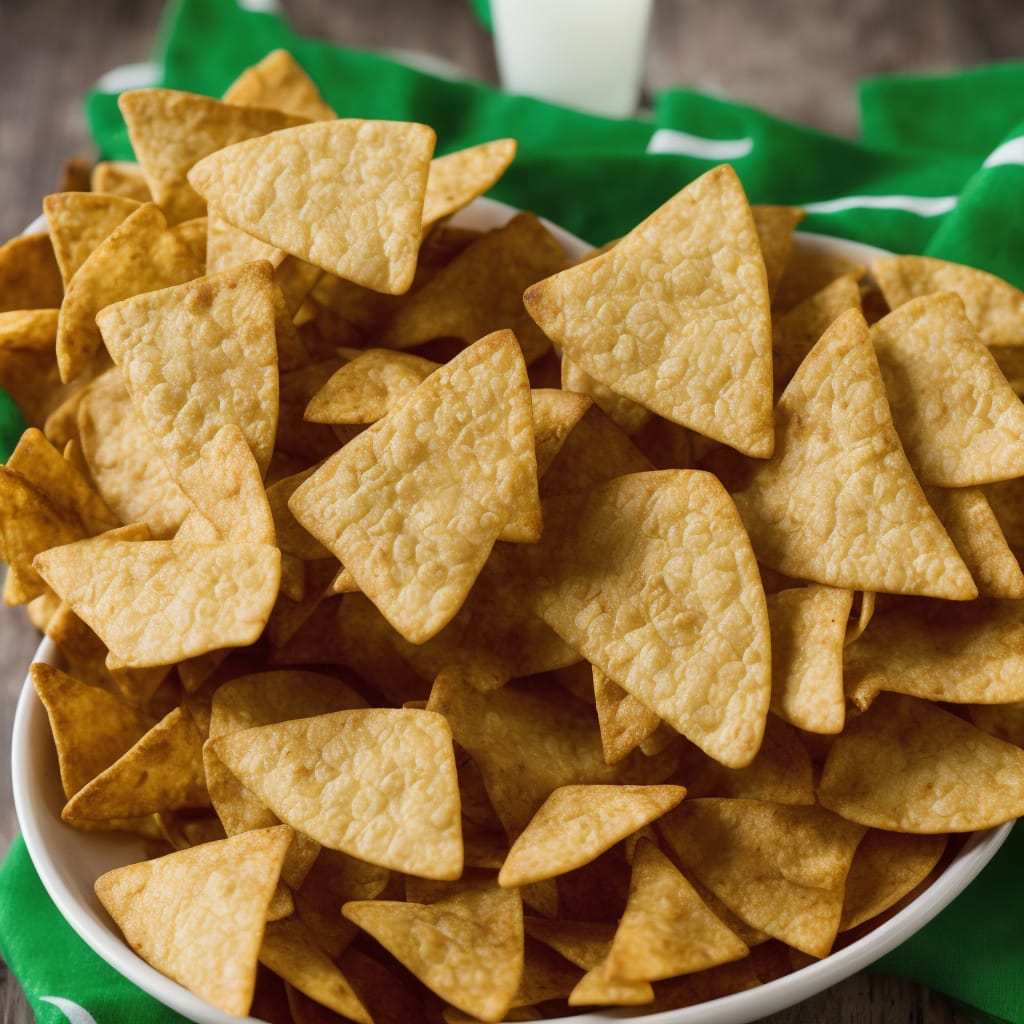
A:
[491,0,653,118]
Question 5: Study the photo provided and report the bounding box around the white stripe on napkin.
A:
[646,129,754,160]
[39,997,98,1024]
[983,136,1024,168]
[800,194,958,216]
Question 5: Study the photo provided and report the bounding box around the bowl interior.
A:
[10,200,1014,1024]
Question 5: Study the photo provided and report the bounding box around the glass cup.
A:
[491,0,654,118]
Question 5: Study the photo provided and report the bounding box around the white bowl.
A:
[11,199,1015,1024]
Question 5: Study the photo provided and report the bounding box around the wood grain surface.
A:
[2,1,1022,1021]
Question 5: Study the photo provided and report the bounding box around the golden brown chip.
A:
[603,838,749,981]
[593,667,662,766]
[177,425,275,544]
[63,706,209,822]
[421,139,517,230]
[732,309,976,599]
[428,672,678,838]
[34,536,280,666]
[839,830,947,931]
[871,254,1024,346]
[77,368,194,539]
[924,486,1024,599]
[57,203,203,382]
[118,89,307,223]
[90,161,153,203]
[95,824,293,1017]
[672,715,815,805]
[43,191,142,286]
[767,584,853,734]
[223,49,336,121]
[304,348,439,424]
[375,212,566,364]
[560,356,652,434]
[658,798,865,957]
[289,331,539,643]
[871,293,1024,485]
[498,785,685,887]
[530,388,593,478]
[259,917,371,1024]
[772,236,864,314]
[771,271,863,393]
[96,260,280,478]
[188,119,436,293]
[213,708,462,878]
[524,165,774,457]
[844,599,1024,707]
[7,426,118,535]
[0,309,67,428]
[31,662,155,798]
[528,470,771,768]
[818,692,1024,831]
[343,885,523,1023]
[0,232,63,313]
[751,204,805,299]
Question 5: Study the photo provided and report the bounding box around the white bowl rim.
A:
[10,197,1015,1024]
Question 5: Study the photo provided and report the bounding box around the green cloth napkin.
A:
[4,1,1024,1020]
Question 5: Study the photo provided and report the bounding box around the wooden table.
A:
[3,1,1022,1021]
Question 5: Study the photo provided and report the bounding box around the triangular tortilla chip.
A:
[524,165,774,457]
[177,425,275,544]
[77,368,193,539]
[63,706,209,822]
[528,470,771,768]
[57,203,204,382]
[603,838,749,981]
[427,672,678,839]
[188,119,436,293]
[732,309,976,599]
[31,662,155,798]
[94,824,293,1017]
[0,233,63,313]
[593,667,662,766]
[658,798,865,957]
[844,598,1024,708]
[925,486,1024,598]
[751,204,805,299]
[871,254,1024,347]
[118,88,307,223]
[871,292,1024,485]
[421,139,517,230]
[90,161,153,203]
[96,260,280,478]
[223,49,337,121]
[213,708,462,879]
[342,885,523,1023]
[43,191,142,286]
[288,331,539,643]
[34,536,280,666]
[376,212,566,364]
[259,917,371,1024]
[0,309,67,428]
[304,348,440,424]
[498,785,685,887]
[767,584,853,734]
[819,693,1024,831]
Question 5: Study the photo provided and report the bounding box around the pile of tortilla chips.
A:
[4,49,1024,1022]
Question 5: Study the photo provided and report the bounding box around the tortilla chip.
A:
[528,470,771,768]
[0,232,63,313]
[819,692,1024,831]
[871,292,1024,485]
[732,309,976,599]
[96,260,280,478]
[289,331,538,643]
[90,161,153,203]
[213,708,462,878]
[524,165,774,457]
[223,49,336,121]
[94,824,293,1017]
[188,119,436,293]
[43,191,142,286]
[422,138,517,230]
